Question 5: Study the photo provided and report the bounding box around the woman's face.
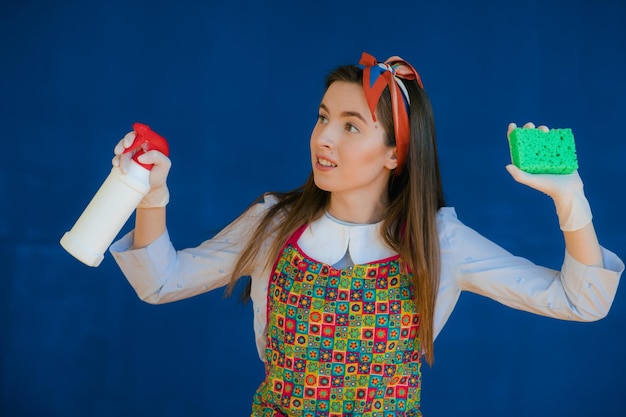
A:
[310,81,397,203]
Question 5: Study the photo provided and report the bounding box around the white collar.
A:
[297,212,398,266]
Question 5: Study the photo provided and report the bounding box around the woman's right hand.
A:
[112,130,172,208]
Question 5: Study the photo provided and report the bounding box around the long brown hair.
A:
[225,62,445,366]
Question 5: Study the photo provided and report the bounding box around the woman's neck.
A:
[327,193,388,224]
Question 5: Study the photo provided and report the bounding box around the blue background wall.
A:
[1,0,625,416]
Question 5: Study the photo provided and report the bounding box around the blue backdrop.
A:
[1,1,625,416]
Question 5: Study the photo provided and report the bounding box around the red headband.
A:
[359,52,423,175]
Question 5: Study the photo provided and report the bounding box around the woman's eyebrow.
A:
[319,103,368,124]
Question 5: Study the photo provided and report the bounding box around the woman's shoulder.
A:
[436,206,460,227]
[435,206,478,250]
[236,192,291,230]
[435,206,513,259]
[243,192,281,216]
[436,206,488,237]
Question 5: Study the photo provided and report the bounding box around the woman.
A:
[110,52,623,416]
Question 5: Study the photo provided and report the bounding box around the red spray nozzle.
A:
[123,123,170,170]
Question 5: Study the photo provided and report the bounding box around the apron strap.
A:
[285,223,308,245]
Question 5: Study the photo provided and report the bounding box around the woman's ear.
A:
[385,147,399,170]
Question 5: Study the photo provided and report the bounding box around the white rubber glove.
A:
[505,122,592,232]
[112,131,172,208]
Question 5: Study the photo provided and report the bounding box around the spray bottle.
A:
[60,123,170,267]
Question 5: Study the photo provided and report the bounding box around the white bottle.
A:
[60,123,168,267]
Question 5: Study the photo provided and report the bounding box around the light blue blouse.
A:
[110,194,624,361]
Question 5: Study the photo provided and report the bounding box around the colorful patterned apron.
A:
[252,224,422,417]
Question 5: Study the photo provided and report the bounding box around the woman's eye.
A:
[317,114,328,124]
[345,123,360,133]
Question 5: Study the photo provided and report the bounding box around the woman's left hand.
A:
[505,122,592,231]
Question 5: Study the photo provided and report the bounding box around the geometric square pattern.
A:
[252,227,422,417]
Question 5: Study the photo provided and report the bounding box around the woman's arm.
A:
[439,209,623,323]
[110,130,280,305]
[110,195,277,304]
[112,130,171,248]
[506,122,601,267]
[133,207,167,248]
[563,223,603,267]
[435,122,623,325]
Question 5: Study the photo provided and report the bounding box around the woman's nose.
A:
[313,125,335,149]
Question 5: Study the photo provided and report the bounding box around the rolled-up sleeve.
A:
[109,195,277,304]
[437,208,623,324]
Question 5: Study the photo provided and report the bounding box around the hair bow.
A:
[359,52,423,175]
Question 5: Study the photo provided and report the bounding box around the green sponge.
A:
[508,127,578,174]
